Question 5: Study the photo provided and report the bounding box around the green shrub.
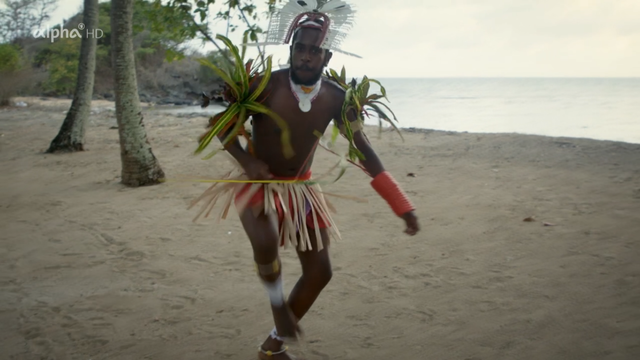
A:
[41,38,80,96]
[0,43,23,105]
[0,43,21,72]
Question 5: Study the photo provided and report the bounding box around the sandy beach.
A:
[1,97,639,360]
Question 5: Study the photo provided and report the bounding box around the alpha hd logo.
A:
[32,23,104,43]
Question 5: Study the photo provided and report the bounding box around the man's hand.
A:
[242,157,273,181]
[401,211,420,236]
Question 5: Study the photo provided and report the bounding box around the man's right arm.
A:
[217,126,254,169]
[215,74,273,179]
[216,126,272,180]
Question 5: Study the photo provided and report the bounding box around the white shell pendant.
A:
[299,99,312,112]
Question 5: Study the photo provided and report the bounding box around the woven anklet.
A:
[259,345,289,357]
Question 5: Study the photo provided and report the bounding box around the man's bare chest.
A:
[256,84,336,136]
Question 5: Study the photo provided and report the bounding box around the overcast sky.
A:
[41,0,640,78]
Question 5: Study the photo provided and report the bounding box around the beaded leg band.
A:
[255,258,281,276]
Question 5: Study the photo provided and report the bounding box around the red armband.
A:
[371,171,415,217]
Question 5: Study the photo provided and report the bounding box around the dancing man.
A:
[194,1,420,358]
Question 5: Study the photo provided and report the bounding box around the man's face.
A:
[289,28,332,86]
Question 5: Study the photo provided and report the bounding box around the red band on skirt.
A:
[234,171,330,234]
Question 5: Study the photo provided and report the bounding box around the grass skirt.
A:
[188,167,342,252]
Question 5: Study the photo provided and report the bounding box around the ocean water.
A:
[368,78,640,144]
[166,78,640,144]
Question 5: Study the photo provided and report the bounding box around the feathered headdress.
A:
[254,0,361,58]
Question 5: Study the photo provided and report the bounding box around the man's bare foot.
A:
[271,303,302,339]
[258,336,298,360]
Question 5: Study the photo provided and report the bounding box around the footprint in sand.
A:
[122,250,145,261]
[138,268,169,280]
[22,326,43,340]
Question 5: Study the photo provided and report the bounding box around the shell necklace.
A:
[289,75,322,113]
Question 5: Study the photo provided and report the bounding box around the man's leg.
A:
[289,228,333,319]
[238,208,300,341]
[260,227,332,357]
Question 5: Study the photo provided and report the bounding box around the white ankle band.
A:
[262,276,285,306]
[270,327,284,341]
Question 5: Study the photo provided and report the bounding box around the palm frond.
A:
[217,35,250,93]
[368,103,404,141]
[330,124,340,148]
[195,103,241,155]
[197,58,240,99]
[370,100,398,122]
[220,107,247,148]
[365,79,389,101]
[247,56,272,102]
[195,34,295,161]
[243,102,295,159]
[321,66,405,171]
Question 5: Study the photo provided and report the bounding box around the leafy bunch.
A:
[325,66,403,162]
[195,34,294,160]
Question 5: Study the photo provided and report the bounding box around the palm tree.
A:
[110,0,164,186]
[46,0,98,153]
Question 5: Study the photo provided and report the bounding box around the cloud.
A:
[39,0,640,77]
[331,0,640,77]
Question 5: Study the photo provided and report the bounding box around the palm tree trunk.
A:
[46,0,98,153]
[111,0,164,187]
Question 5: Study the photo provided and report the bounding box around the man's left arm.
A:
[337,108,420,236]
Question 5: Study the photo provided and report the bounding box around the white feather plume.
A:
[257,0,360,58]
